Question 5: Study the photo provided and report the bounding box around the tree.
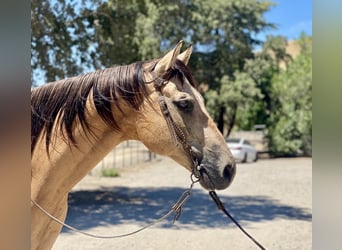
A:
[205,71,263,136]
[31,0,93,85]
[263,35,292,69]
[187,0,275,134]
[83,0,150,67]
[32,0,275,89]
[205,34,289,136]
[268,33,312,156]
[235,35,289,131]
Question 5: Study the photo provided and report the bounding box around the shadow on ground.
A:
[61,186,311,234]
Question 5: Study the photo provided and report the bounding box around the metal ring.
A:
[190,172,200,184]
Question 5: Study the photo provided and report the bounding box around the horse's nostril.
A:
[223,163,235,181]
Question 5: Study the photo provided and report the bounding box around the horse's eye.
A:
[173,98,194,113]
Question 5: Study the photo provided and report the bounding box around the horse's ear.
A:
[177,43,193,65]
[154,40,183,75]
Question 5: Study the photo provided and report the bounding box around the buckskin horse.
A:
[31,41,236,249]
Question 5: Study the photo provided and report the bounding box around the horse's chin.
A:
[198,176,230,191]
[168,151,235,191]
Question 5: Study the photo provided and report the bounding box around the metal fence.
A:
[89,140,158,176]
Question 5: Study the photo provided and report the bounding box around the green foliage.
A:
[31,0,274,86]
[267,34,312,156]
[262,35,292,68]
[101,168,120,177]
[239,55,277,128]
[205,71,263,136]
[31,0,93,84]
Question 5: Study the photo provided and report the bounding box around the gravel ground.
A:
[53,157,312,250]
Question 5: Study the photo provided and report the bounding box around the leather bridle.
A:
[153,75,201,179]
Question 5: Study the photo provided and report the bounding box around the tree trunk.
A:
[217,106,225,134]
[225,105,237,138]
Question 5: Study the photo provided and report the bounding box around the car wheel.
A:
[242,153,247,163]
[253,153,258,162]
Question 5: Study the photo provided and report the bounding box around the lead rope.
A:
[31,173,199,239]
[209,191,266,250]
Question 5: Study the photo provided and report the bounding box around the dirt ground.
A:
[53,157,312,250]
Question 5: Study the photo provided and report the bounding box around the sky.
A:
[260,0,312,40]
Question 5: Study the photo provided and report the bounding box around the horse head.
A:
[136,41,236,190]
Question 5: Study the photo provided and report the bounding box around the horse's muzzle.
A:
[198,162,236,191]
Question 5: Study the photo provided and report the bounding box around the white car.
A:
[226,138,258,163]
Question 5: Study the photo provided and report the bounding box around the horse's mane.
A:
[31,59,196,154]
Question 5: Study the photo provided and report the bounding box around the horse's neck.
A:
[31,102,138,202]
